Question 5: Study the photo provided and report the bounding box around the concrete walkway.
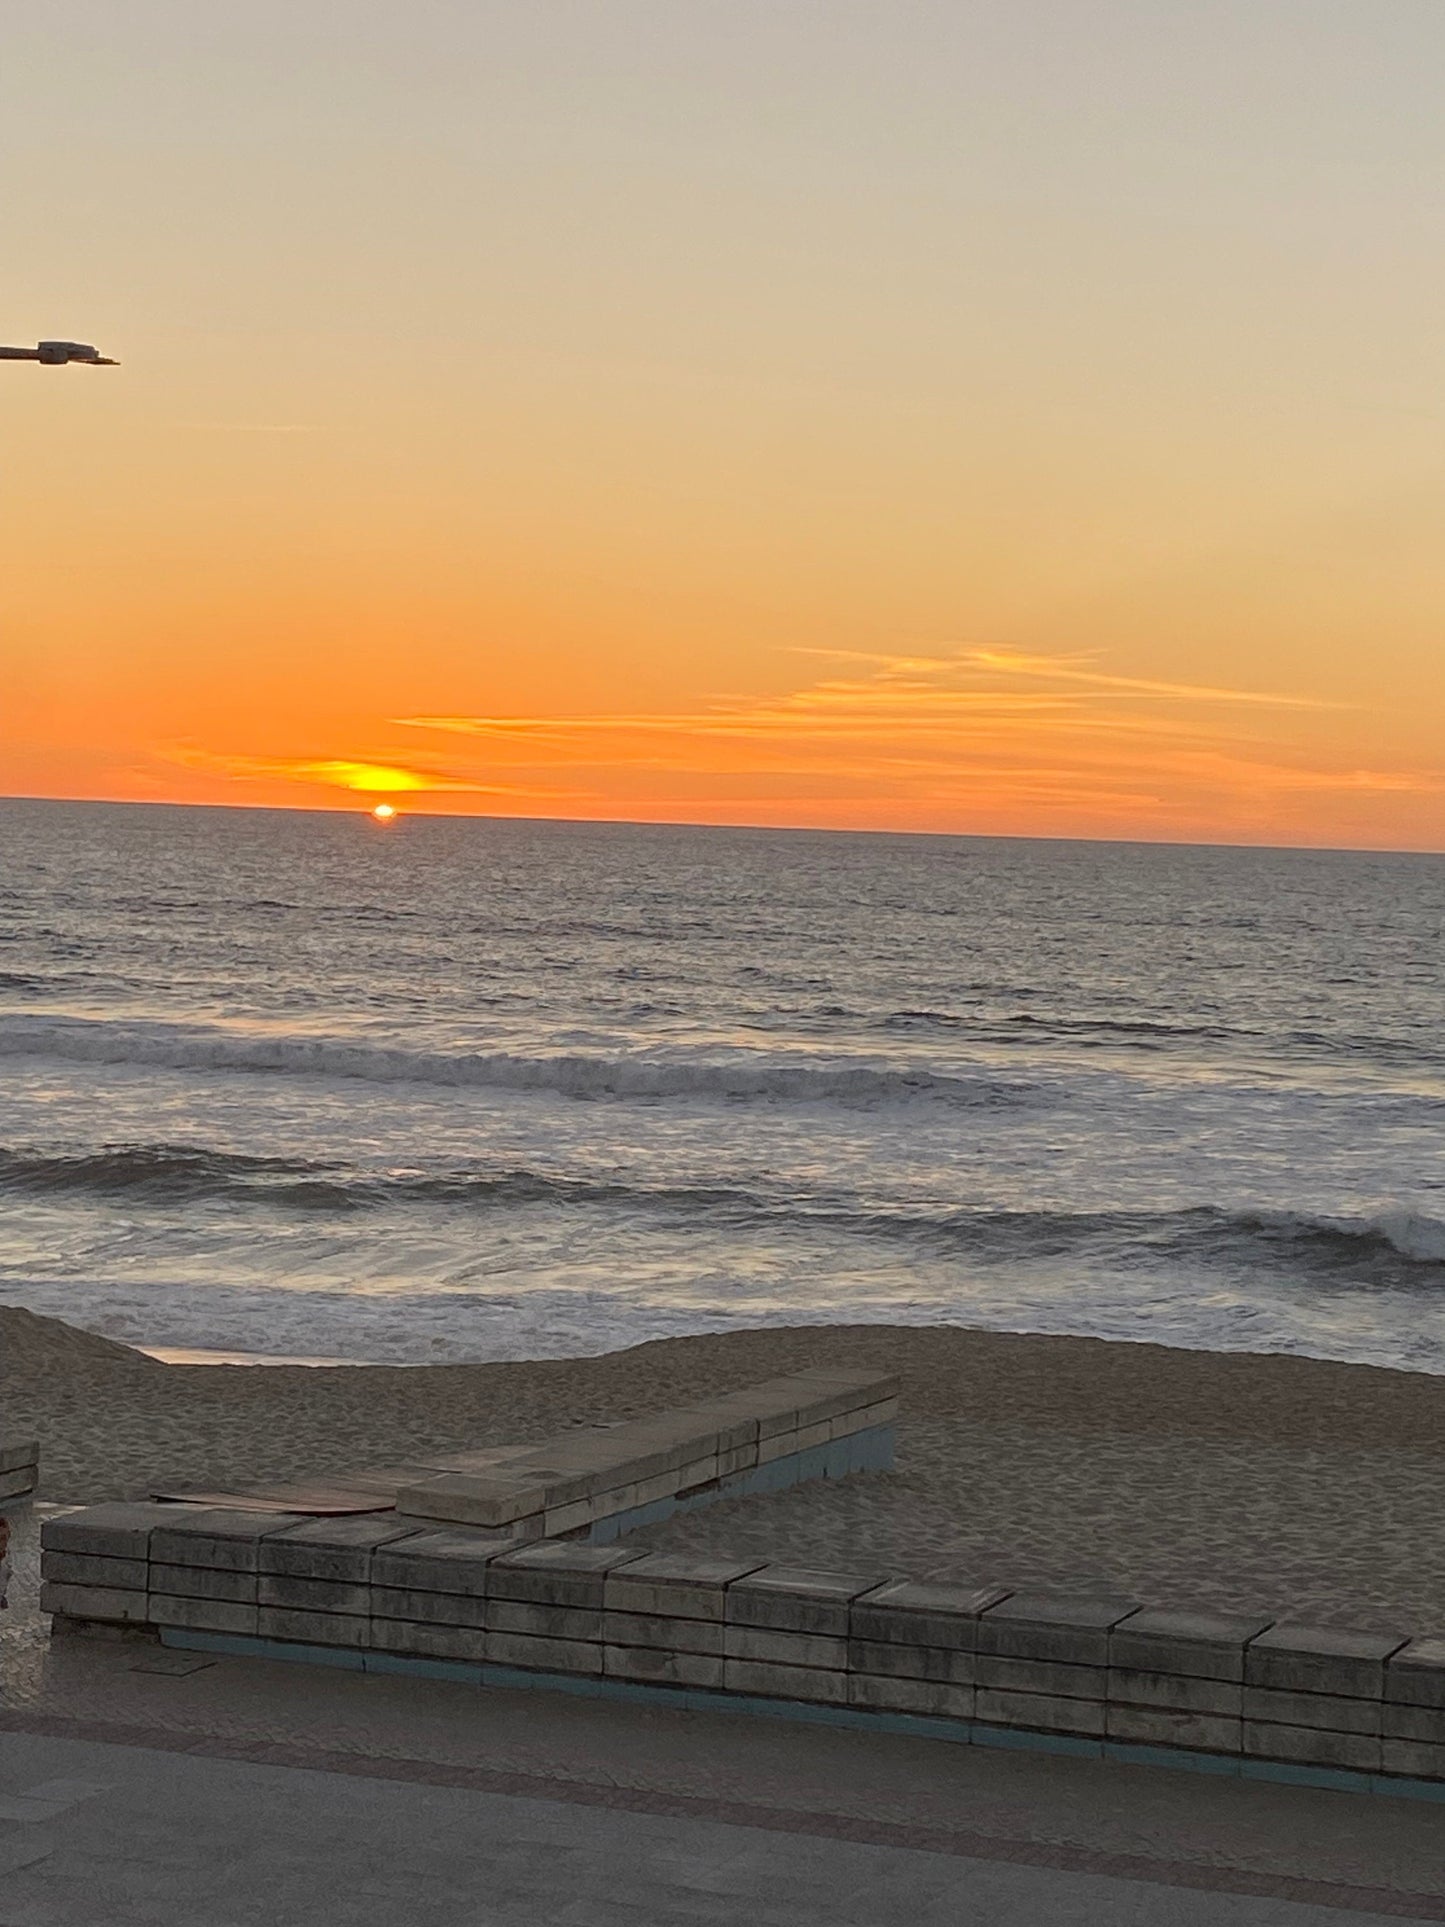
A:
[3,1508,1443,1922]
[0,1729,1431,1926]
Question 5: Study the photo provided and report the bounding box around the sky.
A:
[4,0,1445,848]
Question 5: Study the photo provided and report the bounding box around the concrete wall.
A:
[41,1506,1445,1789]
[0,1437,39,1505]
[392,1370,898,1539]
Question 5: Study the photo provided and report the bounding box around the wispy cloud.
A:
[178,422,323,434]
[163,648,1436,832]
[385,647,1429,828]
[956,648,1345,710]
[163,747,509,797]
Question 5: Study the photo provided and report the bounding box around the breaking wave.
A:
[0,1013,1025,1110]
[2,1138,1441,1273]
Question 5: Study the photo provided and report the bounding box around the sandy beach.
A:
[4,1304,1443,1630]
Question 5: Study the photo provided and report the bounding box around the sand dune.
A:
[4,1304,1443,1628]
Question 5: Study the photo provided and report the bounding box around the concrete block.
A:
[40,1550,149,1592]
[486,1630,602,1675]
[150,1594,260,1636]
[417,1443,540,1475]
[602,1610,723,1656]
[605,1553,766,1621]
[149,1563,257,1604]
[700,1393,776,1443]
[851,1580,1005,1649]
[605,1645,724,1689]
[977,1594,1140,1667]
[1385,1636,1445,1710]
[1108,1668,1240,1717]
[258,1606,371,1649]
[848,1638,973,1686]
[370,1618,488,1664]
[0,1466,37,1500]
[490,1542,644,1609]
[488,1599,601,1642]
[575,1426,714,1485]
[42,1502,185,1560]
[675,1454,721,1492]
[727,1567,889,1637]
[724,1659,849,1705]
[257,1574,373,1617]
[1110,1609,1273,1683]
[396,1472,553,1528]
[151,1509,309,1573]
[1107,1705,1241,1754]
[0,1438,39,1474]
[1245,1624,1407,1699]
[587,1466,695,1518]
[1243,1686,1381,1735]
[791,1366,900,1396]
[369,1586,487,1629]
[1382,1737,1445,1779]
[848,1673,974,1720]
[830,1399,899,1439]
[542,1500,595,1537]
[780,1371,899,1431]
[259,1516,421,1582]
[678,1402,760,1453]
[1383,1703,1445,1745]
[725,1626,850,1670]
[1244,1721,1380,1773]
[710,1386,809,1442]
[974,1688,1106,1738]
[40,1581,148,1624]
[975,1654,1106,1700]
[759,1421,833,1464]
[716,1442,756,1478]
[371,1530,521,1596]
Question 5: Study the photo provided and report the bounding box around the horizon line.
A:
[2,791,1442,860]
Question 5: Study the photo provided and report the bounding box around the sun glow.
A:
[370,803,397,822]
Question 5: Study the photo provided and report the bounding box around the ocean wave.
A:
[0,1013,1026,1110]
[2,1135,1441,1276]
[0,1143,754,1215]
[1233,1206,1445,1267]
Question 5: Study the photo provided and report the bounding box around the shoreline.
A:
[80,1316,1445,1380]
[5,1303,1444,1628]
[138,1345,370,1368]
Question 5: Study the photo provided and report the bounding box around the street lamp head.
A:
[1,339,119,365]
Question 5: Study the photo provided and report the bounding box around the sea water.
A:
[1,798,1442,1370]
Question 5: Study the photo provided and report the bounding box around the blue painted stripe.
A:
[154,1624,1445,1804]
[972,1723,1103,1760]
[1104,1740,1240,1778]
[1240,1758,1375,1796]
[365,1651,484,1685]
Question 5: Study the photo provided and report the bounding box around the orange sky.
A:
[5,3,1445,849]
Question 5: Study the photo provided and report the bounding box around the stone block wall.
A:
[0,1438,40,1505]
[40,1506,1445,1787]
[393,1369,898,1540]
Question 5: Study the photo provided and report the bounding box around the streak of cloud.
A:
[387,646,1431,827]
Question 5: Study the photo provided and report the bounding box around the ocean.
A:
[1,798,1442,1371]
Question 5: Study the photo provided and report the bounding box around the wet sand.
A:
[4,1304,1443,1629]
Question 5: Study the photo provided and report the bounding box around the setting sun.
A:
[370,803,397,822]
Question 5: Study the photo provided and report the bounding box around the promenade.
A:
[3,1511,1442,1924]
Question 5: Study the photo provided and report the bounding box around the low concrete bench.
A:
[392,1368,898,1541]
[0,1438,39,1505]
[39,1507,1445,1788]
